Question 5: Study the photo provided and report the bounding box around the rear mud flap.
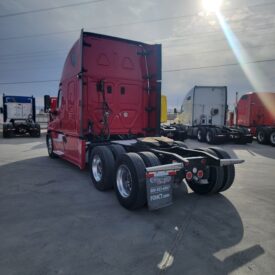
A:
[146,163,183,210]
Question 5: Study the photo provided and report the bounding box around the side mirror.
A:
[174,108,177,114]
[0,107,3,114]
[44,95,51,113]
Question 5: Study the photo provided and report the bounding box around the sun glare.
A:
[202,0,222,12]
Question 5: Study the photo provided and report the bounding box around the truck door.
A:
[51,88,66,154]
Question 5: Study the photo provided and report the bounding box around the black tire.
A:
[30,126,41,137]
[36,124,41,137]
[2,125,9,138]
[46,134,57,158]
[138,151,160,167]
[115,153,147,210]
[235,127,249,144]
[209,147,235,192]
[89,146,115,191]
[173,140,188,148]
[269,131,275,146]
[197,128,206,142]
[16,124,28,135]
[187,148,224,194]
[257,128,268,144]
[206,128,217,144]
[109,144,126,161]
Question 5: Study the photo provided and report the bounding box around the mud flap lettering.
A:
[146,173,173,210]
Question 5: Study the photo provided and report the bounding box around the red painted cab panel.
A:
[237,92,275,127]
[47,31,161,169]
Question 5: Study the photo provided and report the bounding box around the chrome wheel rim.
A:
[258,131,264,142]
[198,130,202,140]
[116,165,132,198]
[92,155,103,182]
[270,132,275,144]
[206,132,211,142]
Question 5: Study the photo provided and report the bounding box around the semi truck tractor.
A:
[44,30,243,210]
[232,92,275,146]
[1,94,40,138]
[176,86,253,144]
[160,95,187,140]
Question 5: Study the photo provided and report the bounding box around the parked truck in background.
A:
[44,96,57,122]
[229,92,275,146]
[160,95,187,140]
[176,86,253,144]
[0,94,40,138]
[44,30,243,210]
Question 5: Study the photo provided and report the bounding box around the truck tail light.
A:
[197,170,204,178]
[168,170,177,176]
[201,159,207,165]
[146,172,155,178]
[186,171,193,181]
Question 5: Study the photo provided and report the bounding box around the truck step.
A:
[53,150,64,156]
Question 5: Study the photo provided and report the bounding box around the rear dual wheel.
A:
[196,127,218,144]
[89,146,115,191]
[109,144,126,161]
[257,128,268,144]
[206,128,217,144]
[197,128,206,142]
[270,131,275,146]
[2,125,11,138]
[30,124,41,137]
[115,152,160,210]
[187,147,235,194]
[209,148,235,192]
[89,146,161,210]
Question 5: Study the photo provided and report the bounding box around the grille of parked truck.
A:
[44,30,244,210]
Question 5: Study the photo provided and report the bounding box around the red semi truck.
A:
[230,92,275,146]
[44,30,243,210]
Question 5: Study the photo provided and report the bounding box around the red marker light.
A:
[168,170,177,176]
[201,159,207,165]
[197,170,204,178]
[146,172,155,178]
[186,171,193,180]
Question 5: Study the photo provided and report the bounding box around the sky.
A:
[0,0,275,110]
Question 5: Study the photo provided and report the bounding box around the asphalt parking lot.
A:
[0,132,275,275]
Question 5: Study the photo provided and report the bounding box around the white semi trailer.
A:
[176,86,253,144]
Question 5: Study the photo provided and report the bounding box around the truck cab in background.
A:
[1,94,40,138]
[44,95,57,122]
[234,92,275,146]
